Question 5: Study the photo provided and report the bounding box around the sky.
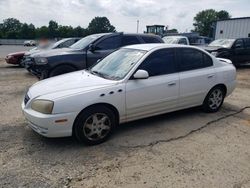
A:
[0,0,249,33]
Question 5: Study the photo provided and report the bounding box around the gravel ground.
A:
[0,59,250,188]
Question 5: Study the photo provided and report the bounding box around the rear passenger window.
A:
[138,49,175,76]
[95,36,121,50]
[178,48,212,71]
[141,36,161,43]
[122,36,140,46]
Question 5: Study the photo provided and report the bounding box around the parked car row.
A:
[5,38,80,66]
[22,32,163,79]
[162,36,250,66]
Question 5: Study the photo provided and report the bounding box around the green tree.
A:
[87,17,116,34]
[36,26,49,38]
[19,23,36,39]
[48,20,59,38]
[193,9,231,37]
[1,18,22,38]
[58,25,74,38]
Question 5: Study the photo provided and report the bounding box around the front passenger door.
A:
[232,39,246,64]
[125,49,179,121]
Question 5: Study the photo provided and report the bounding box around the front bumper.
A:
[22,59,46,77]
[22,102,77,138]
[5,57,18,65]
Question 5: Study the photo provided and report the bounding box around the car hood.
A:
[28,70,117,100]
[203,46,228,52]
[31,48,77,58]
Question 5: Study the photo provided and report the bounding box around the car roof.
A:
[123,43,199,51]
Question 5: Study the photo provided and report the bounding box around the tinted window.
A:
[122,36,140,46]
[244,38,250,48]
[203,53,213,67]
[95,36,121,50]
[138,49,175,77]
[178,38,188,45]
[60,39,75,47]
[178,48,212,71]
[234,39,244,48]
[141,36,161,43]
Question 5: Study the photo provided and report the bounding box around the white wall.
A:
[215,18,250,39]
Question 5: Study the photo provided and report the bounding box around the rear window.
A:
[141,36,162,43]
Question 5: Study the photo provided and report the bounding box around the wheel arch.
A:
[72,103,120,133]
[203,83,227,104]
[48,63,79,76]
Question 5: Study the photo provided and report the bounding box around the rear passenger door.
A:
[86,35,121,67]
[177,48,215,108]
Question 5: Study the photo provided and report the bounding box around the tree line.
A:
[0,9,231,39]
[0,17,116,39]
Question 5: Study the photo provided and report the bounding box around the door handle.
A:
[207,74,215,78]
[168,81,176,86]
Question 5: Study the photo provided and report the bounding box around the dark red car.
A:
[5,51,25,66]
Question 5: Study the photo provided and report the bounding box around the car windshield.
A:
[162,37,180,44]
[89,48,146,80]
[209,39,235,48]
[70,34,103,49]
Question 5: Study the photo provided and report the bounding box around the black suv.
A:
[26,32,163,79]
[204,38,250,65]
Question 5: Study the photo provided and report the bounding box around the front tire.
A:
[202,86,225,113]
[73,106,116,145]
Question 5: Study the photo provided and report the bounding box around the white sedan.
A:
[22,44,236,145]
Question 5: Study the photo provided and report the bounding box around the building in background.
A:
[214,17,250,39]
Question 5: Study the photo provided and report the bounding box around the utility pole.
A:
[136,20,139,33]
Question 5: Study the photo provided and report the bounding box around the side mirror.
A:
[133,69,149,79]
[88,44,95,52]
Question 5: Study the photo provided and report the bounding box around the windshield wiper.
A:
[88,70,107,78]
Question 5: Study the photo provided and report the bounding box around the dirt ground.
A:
[0,58,250,188]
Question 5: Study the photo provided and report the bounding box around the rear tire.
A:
[49,65,76,78]
[73,106,116,145]
[202,86,225,113]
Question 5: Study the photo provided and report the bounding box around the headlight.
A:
[35,57,48,65]
[31,99,54,114]
[211,52,218,56]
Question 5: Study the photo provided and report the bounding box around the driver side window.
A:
[138,49,176,77]
[234,39,244,48]
[95,36,121,50]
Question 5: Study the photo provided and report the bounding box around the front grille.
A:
[24,93,30,105]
